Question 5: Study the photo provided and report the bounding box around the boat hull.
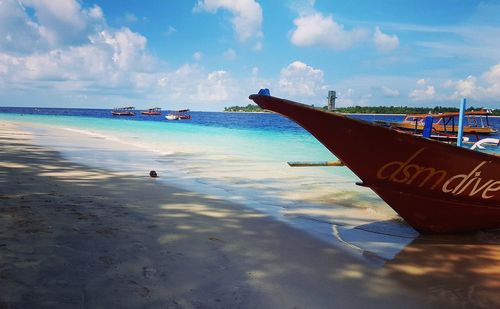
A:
[249,94,500,233]
[166,114,191,120]
[112,112,135,116]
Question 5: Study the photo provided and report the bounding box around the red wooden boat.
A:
[141,107,162,115]
[249,92,500,233]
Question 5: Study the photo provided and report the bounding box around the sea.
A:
[1,107,499,264]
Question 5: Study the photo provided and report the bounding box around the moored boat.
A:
[112,106,136,116]
[165,109,191,120]
[249,92,500,234]
[376,110,497,135]
[141,107,162,115]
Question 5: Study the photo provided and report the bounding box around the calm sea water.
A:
[1,106,498,136]
[1,107,499,261]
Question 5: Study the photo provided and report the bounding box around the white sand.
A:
[1,121,498,308]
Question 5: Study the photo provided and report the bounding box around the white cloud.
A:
[118,12,138,24]
[156,64,238,103]
[194,0,263,42]
[452,75,477,98]
[165,25,177,36]
[381,86,400,97]
[88,5,104,20]
[278,61,326,97]
[193,51,203,61]
[0,28,155,90]
[27,0,103,47]
[481,63,500,100]
[290,13,368,50]
[197,70,234,101]
[338,88,372,107]
[288,0,317,16]
[379,20,500,62]
[442,80,454,88]
[0,0,157,94]
[483,63,500,84]
[253,41,263,51]
[409,79,436,101]
[0,0,253,109]
[223,49,236,60]
[399,63,500,108]
[373,27,399,52]
[446,73,500,101]
[96,28,150,71]
[432,63,500,104]
[0,0,41,54]
[0,0,105,55]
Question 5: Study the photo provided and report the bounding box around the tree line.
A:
[326,105,500,115]
[223,104,268,112]
[224,104,500,116]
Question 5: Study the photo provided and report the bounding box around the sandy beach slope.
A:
[0,121,474,308]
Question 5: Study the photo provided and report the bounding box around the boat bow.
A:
[249,93,500,233]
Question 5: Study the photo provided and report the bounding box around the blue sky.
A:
[1,0,500,111]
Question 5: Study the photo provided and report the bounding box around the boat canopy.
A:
[405,109,492,118]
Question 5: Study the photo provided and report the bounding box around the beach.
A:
[1,120,499,308]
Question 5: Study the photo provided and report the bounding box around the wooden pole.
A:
[287,161,344,167]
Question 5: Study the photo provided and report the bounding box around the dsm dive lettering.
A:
[376,148,500,199]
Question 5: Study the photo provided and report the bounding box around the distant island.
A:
[224,104,500,116]
[224,104,268,112]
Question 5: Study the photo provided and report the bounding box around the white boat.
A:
[165,114,178,120]
[165,109,191,120]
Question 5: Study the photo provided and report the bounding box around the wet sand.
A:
[0,121,498,308]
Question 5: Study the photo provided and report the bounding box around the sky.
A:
[1,0,500,111]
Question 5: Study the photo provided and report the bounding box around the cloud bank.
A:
[194,0,263,42]
[290,13,368,50]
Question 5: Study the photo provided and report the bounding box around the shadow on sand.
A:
[1,127,498,308]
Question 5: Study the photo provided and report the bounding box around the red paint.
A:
[249,94,500,233]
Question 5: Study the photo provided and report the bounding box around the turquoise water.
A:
[0,112,337,163]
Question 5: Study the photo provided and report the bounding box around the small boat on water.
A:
[376,110,497,135]
[141,107,162,115]
[388,116,467,143]
[166,109,191,120]
[249,91,500,234]
[112,106,136,116]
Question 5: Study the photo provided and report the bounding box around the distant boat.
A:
[388,115,467,144]
[112,106,135,116]
[141,107,162,115]
[375,110,497,135]
[393,128,464,143]
[250,92,500,234]
[166,109,191,120]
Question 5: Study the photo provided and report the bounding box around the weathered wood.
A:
[287,161,344,167]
